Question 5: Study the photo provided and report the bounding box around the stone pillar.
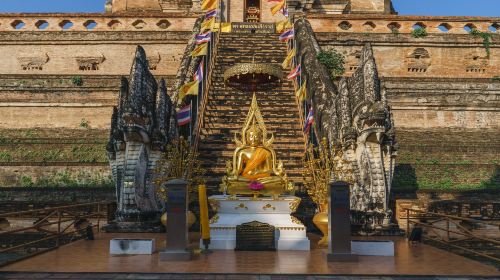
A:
[160,179,193,261]
[327,181,358,262]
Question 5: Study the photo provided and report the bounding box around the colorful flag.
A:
[205,9,217,19]
[195,31,211,44]
[304,108,314,134]
[276,20,292,33]
[282,48,295,69]
[201,0,217,10]
[220,22,232,32]
[178,80,199,101]
[194,61,204,81]
[281,6,289,17]
[177,105,192,126]
[287,64,301,80]
[201,16,215,31]
[279,28,294,42]
[296,80,307,101]
[270,0,285,15]
[191,43,208,57]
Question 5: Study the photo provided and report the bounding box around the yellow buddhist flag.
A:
[270,0,285,16]
[296,80,307,101]
[276,19,292,33]
[191,43,208,57]
[201,0,217,11]
[220,22,232,32]
[201,16,215,31]
[178,80,200,102]
[282,48,295,69]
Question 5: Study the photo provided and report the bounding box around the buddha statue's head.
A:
[246,122,263,147]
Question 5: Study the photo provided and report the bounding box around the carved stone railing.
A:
[193,30,221,152]
[294,18,398,232]
[293,18,339,144]
[171,17,203,103]
[0,13,199,32]
[306,14,500,34]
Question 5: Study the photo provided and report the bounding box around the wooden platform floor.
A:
[0,233,498,277]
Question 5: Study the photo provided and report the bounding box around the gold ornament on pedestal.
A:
[302,138,354,247]
[220,93,294,198]
[154,137,206,228]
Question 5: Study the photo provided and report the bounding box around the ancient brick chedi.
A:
[0,0,498,227]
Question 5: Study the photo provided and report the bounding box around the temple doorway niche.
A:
[245,0,261,22]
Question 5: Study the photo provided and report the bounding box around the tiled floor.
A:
[0,273,499,280]
[0,233,498,277]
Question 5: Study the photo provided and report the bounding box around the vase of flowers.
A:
[248,181,264,198]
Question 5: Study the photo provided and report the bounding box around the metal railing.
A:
[404,208,500,263]
[0,201,110,267]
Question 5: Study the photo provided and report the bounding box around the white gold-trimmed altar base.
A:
[204,195,310,250]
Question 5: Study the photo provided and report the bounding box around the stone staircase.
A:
[196,33,306,191]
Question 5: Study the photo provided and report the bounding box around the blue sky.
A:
[0,0,498,16]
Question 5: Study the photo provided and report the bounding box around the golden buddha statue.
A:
[221,94,294,198]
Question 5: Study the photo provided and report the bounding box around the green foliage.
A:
[0,151,12,162]
[71,76,83,86]
[492,76,500,82]
[470,28,492,57]
[41,149,63,162]
[80,118,89,128]
[71,145,101,163]
[24,129,36,138]
[20,176,34,187]
[411,27,428,38]
[316,49,345,79]
[391,28,399,35]
[21,170,114,188]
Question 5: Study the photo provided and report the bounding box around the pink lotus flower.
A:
[248,181,264,191]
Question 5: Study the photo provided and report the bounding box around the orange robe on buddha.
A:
[241,147,271,180]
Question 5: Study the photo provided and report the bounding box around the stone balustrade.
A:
[0,13,199,32]
[0,14,498,35]
[307,15,499,34]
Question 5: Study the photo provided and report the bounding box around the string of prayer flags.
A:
[270,0,285,15]
[282,48,295,69]
[205,9,217,19]
[195,31,212,44]
[279,28,294,42]
[287,64,301,80]
[296,80,307,102]
[191,43,208,57]
[304,108,314,134]
[201,0,217,11]
[276,19,293,33]
[177,105,192,126]
[201,16,215,31]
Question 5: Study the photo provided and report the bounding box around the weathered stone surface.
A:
[296,18,397,231]
[105,46,177,231]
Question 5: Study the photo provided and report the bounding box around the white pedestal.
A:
[203,195,310,251]
[351,240,395,256]
[110,238,155,255]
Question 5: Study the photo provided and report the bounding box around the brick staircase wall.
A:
[196,33,306,192]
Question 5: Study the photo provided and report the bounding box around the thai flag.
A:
[195,32,211,44]
[205,9,217,19]
[279,28,294,42]
[281,6,289,17]
[287,64,301,80]
[304,108,314,134]
[194,61,204,81]
[177,105,191,126]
